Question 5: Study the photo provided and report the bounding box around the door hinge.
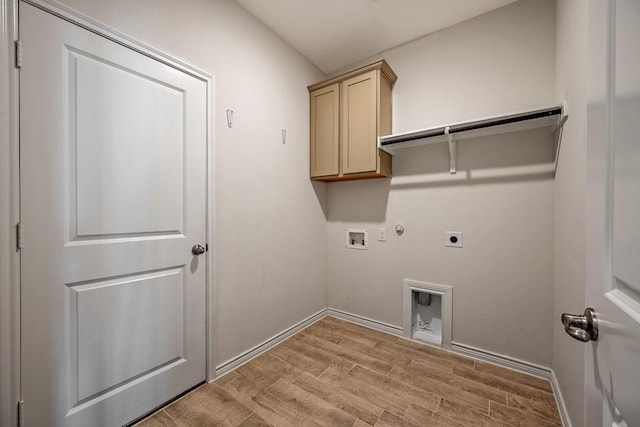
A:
[16,222,23,250]
[17,400,24,427]
[14,40,22,69]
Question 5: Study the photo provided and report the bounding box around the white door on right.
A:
[584,0,640,425]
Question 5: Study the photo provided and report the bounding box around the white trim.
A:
[328,309,551,381]
[451,342,571,426]
[326,308,403,337]
[324,309,562,401]
[206,74,217,380]
[0,0,20,426]
[451,342,551,380]
[550,369,572,427]
[403,279,453,349]
[212,308,403,381]
[22,0,211,82]
[214,309,328,379]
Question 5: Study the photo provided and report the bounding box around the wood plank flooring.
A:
[137,316,562,426]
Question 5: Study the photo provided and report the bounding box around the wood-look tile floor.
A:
[137,316,562,426]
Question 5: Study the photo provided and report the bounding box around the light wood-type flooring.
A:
[137,316,562,426]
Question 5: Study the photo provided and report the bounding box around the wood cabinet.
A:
[309,60,396,181]
[310,83,340,177]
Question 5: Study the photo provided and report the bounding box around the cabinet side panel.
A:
[310,84,339,177]
[379,71,392,137]
[378,150,392,177]
[378,72,393,176]
[341,71,377,174]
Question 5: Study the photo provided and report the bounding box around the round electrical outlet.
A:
[445,231,463,248]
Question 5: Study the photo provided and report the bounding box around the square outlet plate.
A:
[445,231,462,248]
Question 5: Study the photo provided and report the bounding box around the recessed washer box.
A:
[346,229,368,249]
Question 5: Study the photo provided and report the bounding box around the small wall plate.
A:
[445,231,462,248]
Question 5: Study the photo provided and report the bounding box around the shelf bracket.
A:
[445,126,456,174]
[551,113,569,134]
[552,102,569,173]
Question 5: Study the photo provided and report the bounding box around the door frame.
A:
[584,0,611,422]
[0,1,217,425]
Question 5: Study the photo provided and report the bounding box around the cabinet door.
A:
[310,84,340,177]
[341,70,378,174]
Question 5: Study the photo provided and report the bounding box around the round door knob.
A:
[561,307,598,342]
[191,244,206,255]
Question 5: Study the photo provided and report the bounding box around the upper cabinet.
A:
[309,60,397,181]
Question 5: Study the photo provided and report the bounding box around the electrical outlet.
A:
[378,228,386,242]
[445,231,462,248]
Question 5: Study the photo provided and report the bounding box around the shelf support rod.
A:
[552,102,569,174]
[445,126,456,174]
[551,114,569,134]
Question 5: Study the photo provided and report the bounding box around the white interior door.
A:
[20,2,208,426]
[584,0,640,425]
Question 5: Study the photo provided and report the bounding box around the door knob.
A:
[191,244,206,255]
[561,307,598,342]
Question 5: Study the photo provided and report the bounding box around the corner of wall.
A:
[327,0,557,368]
[552,1,589,426]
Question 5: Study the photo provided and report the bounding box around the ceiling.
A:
[234,0,518,74]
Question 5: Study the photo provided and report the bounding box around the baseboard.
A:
[322,310,554,384]
[325,308,403,337]
[213,308,327,379]
[451,342,570,426]
[212,308,403,381]
[451,342,551,380]
[323,310,554,383]
[549,369,572,427]
[211,308,571,427]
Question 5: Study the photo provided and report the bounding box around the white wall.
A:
[50,0,328,368]
[553,1,588,425]
[327,0,557,366]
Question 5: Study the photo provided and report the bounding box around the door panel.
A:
[585,0,640,425]
[612,0,640,292]
[72,267,186,401]
[310,84,339,177]
[20,3,207,426]
[72,48,185,237]
[342,71,377,174]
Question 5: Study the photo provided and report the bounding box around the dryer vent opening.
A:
[412,290,442,345]
[403,279,453,349]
